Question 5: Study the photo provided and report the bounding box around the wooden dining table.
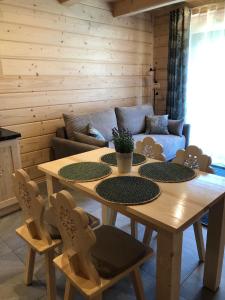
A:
[38,147,225,300]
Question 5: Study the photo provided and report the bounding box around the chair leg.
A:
[193,221,205,262]
[25,246,36,285]
[143,226,153,246]
[109,209,117,226]
[45,250,56,300]
[131,268,145,300]
[64,279,74,300]
[131,220,138,239]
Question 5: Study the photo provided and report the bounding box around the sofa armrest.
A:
[52,137,99,159]
[182,124,191,148]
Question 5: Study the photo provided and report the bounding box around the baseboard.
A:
[0,202,20,218]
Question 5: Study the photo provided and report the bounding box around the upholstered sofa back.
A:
[115,104,154,135]
[53,104,190,160]
[63,109,118,142]
[63,105,154,142]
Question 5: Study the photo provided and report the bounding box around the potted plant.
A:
[112,127,134,173]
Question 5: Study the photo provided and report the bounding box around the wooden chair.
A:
[173,145,214,174]
[172,145,214,262]
[13,169,62,300]
[136,137,166,162]
[110,137,166,245]
[51,190,153,300]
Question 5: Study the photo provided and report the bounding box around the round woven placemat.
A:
[100,152,146,166]
[96,176,160,205]
[58,162,112,182]
[139,162,196,183]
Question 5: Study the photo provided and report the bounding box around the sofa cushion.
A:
[109,134,186,161]
[134,134,185,160]
[72,131,107,147]
[63,109,117,141]
[146,115,169,135]
[168,119,184,136]
[115,104,154,135]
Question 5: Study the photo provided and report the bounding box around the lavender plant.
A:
[112,128,134,153]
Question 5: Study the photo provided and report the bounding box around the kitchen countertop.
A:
[0,128,21,142]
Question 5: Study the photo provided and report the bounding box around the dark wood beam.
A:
[113,0,185,17]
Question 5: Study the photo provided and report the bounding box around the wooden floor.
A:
[0,178,225,300]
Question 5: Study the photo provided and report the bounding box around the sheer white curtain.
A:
[186,5,225,167]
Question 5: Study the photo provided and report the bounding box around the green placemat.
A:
[139,162,196,183]
[100,152,146,166]
[58,162,112,182]
[96,176,160,205]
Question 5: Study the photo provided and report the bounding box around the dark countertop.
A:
[0,128,21,142]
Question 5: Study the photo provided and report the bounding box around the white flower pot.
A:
[116,152,133,174]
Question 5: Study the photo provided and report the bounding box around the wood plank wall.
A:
[153,12,169,115]
[0,0,153,181]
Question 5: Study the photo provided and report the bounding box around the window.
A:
[186,6,225,167]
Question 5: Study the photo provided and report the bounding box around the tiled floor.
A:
[0,180,225,300]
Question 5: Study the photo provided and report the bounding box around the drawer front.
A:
[0,146,15,202]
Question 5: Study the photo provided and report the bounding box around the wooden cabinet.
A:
[0,129,21,217]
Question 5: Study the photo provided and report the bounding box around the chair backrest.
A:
[50,190,100,285]
[135,137,166,161]
[172,145,214,174]
[13,169,52,244]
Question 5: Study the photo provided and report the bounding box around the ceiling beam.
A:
[58,0,80,6]
[113,0,185,17]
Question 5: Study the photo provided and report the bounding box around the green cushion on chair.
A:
[91,225,148,279]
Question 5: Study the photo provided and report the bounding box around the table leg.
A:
[203,197,225,291]
[101,205,113,225]
[156,230,183,300]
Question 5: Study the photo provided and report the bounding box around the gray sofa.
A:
[52,104,190,160]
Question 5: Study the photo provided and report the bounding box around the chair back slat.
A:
[135,137,166,161]
[50,190,100,285]
[173,145,214,173]
[13,169,52,244]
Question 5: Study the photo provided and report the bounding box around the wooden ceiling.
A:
[59,0,225,16]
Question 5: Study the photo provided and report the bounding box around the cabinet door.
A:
[0,145,14,202]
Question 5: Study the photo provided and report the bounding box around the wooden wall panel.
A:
[0,0,153,181]
[0,0,151,31]
[0,22,153,54]
[153,12,169,114]
[0,76,144,93]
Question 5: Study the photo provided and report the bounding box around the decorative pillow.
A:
[168,119,184,137]
[72,131,107,147]
[88,124,106,141]
[145,115,169,135]
[63,113,88,139]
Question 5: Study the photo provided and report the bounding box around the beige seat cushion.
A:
[91,225,147,279]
